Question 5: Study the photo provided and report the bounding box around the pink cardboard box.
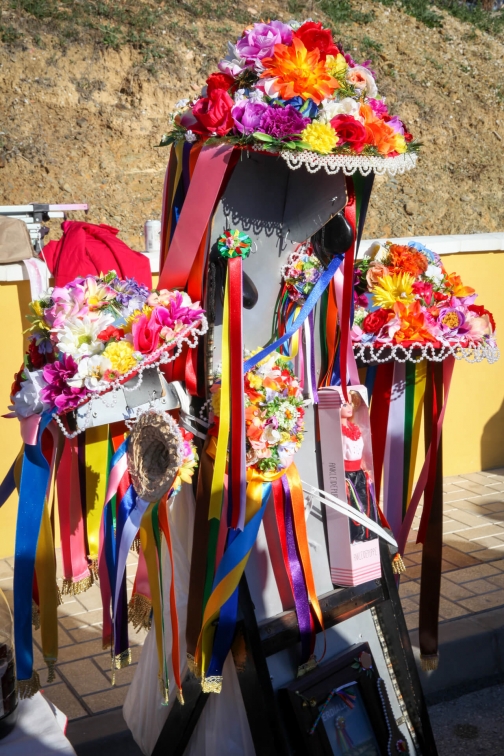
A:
[317,386,381,587]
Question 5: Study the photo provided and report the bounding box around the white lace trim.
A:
[353,341,499,365]
[253,146,418,175]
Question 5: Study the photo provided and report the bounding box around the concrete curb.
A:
[66,708,142,756]
[409,607,504,699]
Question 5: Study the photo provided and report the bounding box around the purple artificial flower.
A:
[236,21,293,65]
[437,307,469,335]
[368,98,389,118]
[385,115,405,135]
[232,100,269,135]
[258,105,310,140]
[41,355,89,412]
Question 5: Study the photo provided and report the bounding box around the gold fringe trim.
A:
[297,655,318,678]
[128,593,152,632]
[186,653,200,678]
[46,660,56,684]
[32,600,40,630]
[88,558,99,583]
[57,585,63,606]
[420,653,439,672]
[131,537,141,554]
[102,638,113,651]
[201,675,223,694]
[177,688,185,705]
[114,648,132,670]
[159,677,170,705]
[61,574,93,596]
[392,553,406,575]
[18,670,41,699]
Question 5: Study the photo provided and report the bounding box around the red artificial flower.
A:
[293,21,339,60]
[468,304,496,332]
[362,308,390,334]
[192,89,235,136]
[11,365,25,398]
[206,72,235,95]
[330,115,367,153]
[28,339,45,369]
[97,325,125,342]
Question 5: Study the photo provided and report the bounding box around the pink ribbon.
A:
[333,270,360,386]
[57,438,89,584]
[20,415,41,446]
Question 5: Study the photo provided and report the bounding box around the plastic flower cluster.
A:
[352,242,496,348]
[10,272,204,418]
[161,20,416,159]
[211,354,305,473]
[172,427,199,494]
[281,242,323,304]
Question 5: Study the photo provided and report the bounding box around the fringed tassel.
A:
[177,688,185,705]
[32,600,40,631]
[17,670,41,699]
[114,648,132,670]
[131,537,141,554]
[420,654,439,672]
[128,593,152,632]
[57,585,63,606]
[159,677,170,705]
[392,553,406,575]
[297,655,318,678]
[89,559,99,583]
[46,660,56,684]
[61,574,93,597]
[201,676,223,694]
[186,653,200,678]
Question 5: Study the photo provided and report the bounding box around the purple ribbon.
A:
[282,475,312,664]
[308,311,318,404]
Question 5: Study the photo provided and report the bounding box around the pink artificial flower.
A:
[132,314,162,354]
[412,281,433,305]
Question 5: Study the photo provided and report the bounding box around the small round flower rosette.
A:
[217,229,252,259]
[280,242,323,304]
[211,353,305,473]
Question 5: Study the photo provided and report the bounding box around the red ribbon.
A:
[338,180,356,402]
[228,257,246,531]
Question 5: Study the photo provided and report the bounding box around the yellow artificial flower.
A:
[102,340,137,374]
[211,387,221,416]
[372,272,415,309]
[123,305,153,333]
[301,122,337,155]
[391,133,407,154]
[247,372,263,390]
[326,53,347,78]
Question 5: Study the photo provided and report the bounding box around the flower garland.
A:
[160,20,418,164]
[352,241,497,354]
[9,271,206,420]
[210,353,305,473]
[281,242,323,305]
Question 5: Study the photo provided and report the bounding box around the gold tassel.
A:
[114,648,132,670]
[17,670,41,699]
[32,601,40,631]
[297,655,318,678]
[46,660,56,684]
[201,676,223,694]
[61,574,93,596]
[89,559,99,583]
[131,537,141,554]
[159,677,170,705]
[177,688,185,705]
[420,654,439,672]
[392,553,406,575]
[57,585,63,606]
[128,593,152,632]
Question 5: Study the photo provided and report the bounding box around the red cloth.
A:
[42,221,152,288]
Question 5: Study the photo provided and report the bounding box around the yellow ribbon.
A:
[277,306,301,362]
[85,426,109,565]
[406,361,427,509]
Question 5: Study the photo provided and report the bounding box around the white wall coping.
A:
[1,233,503,283]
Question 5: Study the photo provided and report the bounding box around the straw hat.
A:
[128,410,183,502]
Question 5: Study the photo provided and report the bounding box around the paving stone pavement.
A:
[1,467,503,723]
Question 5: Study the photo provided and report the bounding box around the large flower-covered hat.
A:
[161,20,418,175]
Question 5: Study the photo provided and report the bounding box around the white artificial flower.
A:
[185,130,197,143]
[426,264,444,282]
[365,242,390,263]
[218,43,248,78]
[248,89,265,103]
[317,97,363,124]
[346,65,378,98]
[234,88,247,103]
[73,354,112,391]
[263,426,281,444]
[57,313,115,362]
[10,369,49,418]
[174,99,189,110]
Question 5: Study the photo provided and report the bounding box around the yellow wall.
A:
[0,260,501,557]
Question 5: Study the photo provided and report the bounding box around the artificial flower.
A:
[365,242,390,264]
[97,325,125,342]
[260,37,338,105]
[102,340,138,374]
[83,277,116,312]
[206,72,235,95]
[330,114,367,153]
[317,96,362,124]
[392,301,438,344]
[218,42,249,77]
[388,244,428,278]
[368,98,388,118]
[132,314,163,355]
[232,99,269,135]
[57,313,114,361]
[346,65,377,98]
[192,89,235,136]
[437,307,468,335]
[10,369,49,418]
[28,339,45,369]
[325,53,348,78]
[372,272,415,309]
[300,121,337,154]
[360,103,399,156]
[466,314,492,340]
[75,354,113,391]
[412,281,433,305]
[236,21,293,66]
[41,355,90,412]
[258,104,310,139]
[366,262,389,288]
[269,95,319,119]
[443,272,476,299]
[292,21,339,60]
[362,309,391,334]
[468,304,495,332]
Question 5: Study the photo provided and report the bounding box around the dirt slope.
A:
[1,1,503,250]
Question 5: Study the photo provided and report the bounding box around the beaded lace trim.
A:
[353,341,499,365]
[253,146,418,176]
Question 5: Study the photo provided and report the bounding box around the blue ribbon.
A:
[113,484,138,657]
[243,254,344,373]
[0,461,16,509]
[13,411,53,684]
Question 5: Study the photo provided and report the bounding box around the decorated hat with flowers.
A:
[161,19,419,176]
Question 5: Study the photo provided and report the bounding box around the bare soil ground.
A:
[1,1,503,250]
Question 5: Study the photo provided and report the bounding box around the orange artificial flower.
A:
[393,301,437,344]
[359,103,397,156]
[388,244,428,278]
[260,37,338,105]
[444,272,476,299]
